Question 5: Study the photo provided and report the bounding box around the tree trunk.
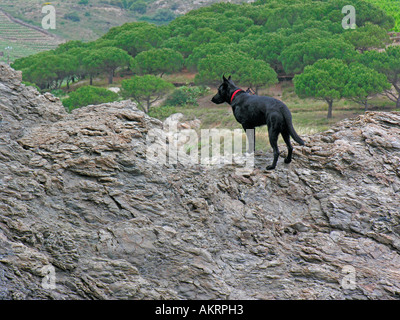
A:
[364,100,368,112]
[108,70,113,84]
[397,96,400,109]
[146,97,151,114]
[90,75,93,86]
[327,100,333,119]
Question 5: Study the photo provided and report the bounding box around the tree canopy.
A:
[343,63,391,110]
[294,59,351,119]
[82,47,133,84]
[280,37,357,74]
[11,0,397,115]
[195,51,278,91]
[294,58,390,118]
[342,22,391,52]
[357,45,400,108]
[131,48,184,76]
[121,75,174,113]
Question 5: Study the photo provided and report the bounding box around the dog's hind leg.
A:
[281,130,293,164]
[266,127,280,170]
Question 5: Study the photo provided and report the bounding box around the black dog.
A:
[211,75,305,170]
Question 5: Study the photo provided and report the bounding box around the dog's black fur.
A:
[211,75,305,170]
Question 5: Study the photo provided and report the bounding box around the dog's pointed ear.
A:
[228,75,232,81]
[223,74,228,82]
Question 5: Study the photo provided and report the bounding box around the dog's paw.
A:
[266,165,276,170]
[284,158,292,164]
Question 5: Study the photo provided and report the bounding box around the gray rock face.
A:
[1,63,400,299]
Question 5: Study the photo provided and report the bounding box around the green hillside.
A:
[0,0,251,62]
[0,0,251,42]
[0,10,62,64]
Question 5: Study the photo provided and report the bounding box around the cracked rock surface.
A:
[1,63,400,299]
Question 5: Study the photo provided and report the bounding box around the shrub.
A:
[22,81,40,91]
[64,12,80,22]
[164,86,209,106]
[148,105,178,120]
[131,1,147,14]
[62,86,119,112]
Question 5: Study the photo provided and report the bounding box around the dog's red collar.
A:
[230,89,243,103]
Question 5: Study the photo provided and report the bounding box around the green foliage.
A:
[62,86,119,112]
[22,81,40,91]
[357,45,400,107]
[14,51,79,90]
[162,36,196,58]
[194,51,246,85]
[64,12,81,22]
[342,22,391,52]
[131,48,184,76]
[108,0,143,9]
[121,75,174,113]
[50,89,68,98]
[130,1,147,14]
[148,105,178,120]
[239,59,278,93]
[294,56,392,116]
[13,0,398,101]
[363,0,399,31]
[342,63,391,110]
[294,59,350,118]
[54,40,87,54]
[185,42,240,71]
[255,0,394,29]
[83,47,133,84]
[280,37,356,74]
[245,32,284,71]
[103,22,165,56]
[195,51,277,91]
[265,15,290,33]
[164,86,209,106]
[144,9,177,23]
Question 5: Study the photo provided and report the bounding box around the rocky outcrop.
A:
[1,63,400,299]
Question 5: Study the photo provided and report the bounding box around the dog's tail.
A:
[282,107,305,146]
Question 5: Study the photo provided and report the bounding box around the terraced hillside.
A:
[0,0,252,43]
[0,10,63,64]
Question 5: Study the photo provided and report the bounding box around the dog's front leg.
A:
[244,127,255,154]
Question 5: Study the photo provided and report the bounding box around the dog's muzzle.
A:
[211,94,224,104]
